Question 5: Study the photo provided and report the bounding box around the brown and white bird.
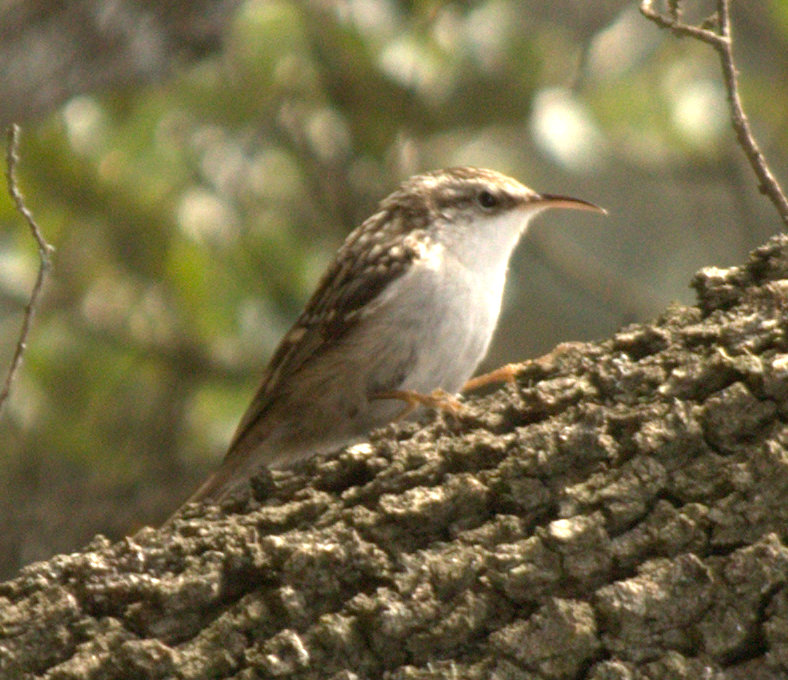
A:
[178,167,604,511]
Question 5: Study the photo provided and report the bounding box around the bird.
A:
[176,166,604,512]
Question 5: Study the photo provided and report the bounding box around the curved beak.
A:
[535,194,607,215]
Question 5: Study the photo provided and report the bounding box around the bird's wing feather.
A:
[224,210,427,460]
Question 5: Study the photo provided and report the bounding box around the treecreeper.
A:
[173,167,605,517]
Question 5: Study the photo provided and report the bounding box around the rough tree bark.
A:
[2,234,788,679]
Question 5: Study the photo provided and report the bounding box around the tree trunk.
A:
[3,235,788,679]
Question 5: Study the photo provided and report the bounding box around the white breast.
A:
[365,235,509,395]
[351,204,546,403]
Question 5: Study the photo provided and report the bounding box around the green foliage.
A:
[0,0,786,556]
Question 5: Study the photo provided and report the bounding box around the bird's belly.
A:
[368,261,503,396]
[306,259,506,440]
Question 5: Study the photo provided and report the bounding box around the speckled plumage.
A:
[177,167,602,510]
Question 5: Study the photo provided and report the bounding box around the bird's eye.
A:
[477,190,499,209]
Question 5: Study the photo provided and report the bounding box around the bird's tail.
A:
[161,458,246,527]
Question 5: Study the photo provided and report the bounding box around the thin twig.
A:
[640,0,788,230]
[0,125,55,414]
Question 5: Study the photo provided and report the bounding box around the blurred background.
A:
[0,0,786,579]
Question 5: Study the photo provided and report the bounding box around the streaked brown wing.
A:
[223,210,426,460]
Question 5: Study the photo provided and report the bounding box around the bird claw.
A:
[462,343,586,393]
[373,388,464,420]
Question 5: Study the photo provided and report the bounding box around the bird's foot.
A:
[462,342,586,393]
[373,388,463,420]
[462,363,520,392]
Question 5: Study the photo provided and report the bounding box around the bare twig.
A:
[641,0,788,230]
[0,125,54,414]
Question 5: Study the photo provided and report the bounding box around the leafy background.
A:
[0,0,786,579]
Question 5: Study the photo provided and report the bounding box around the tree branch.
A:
[0,125,54,414]
[641,0,788,230]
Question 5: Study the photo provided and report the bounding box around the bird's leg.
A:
[461,363,520,392]
[373,388,463,420]
[462,342,586,393]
